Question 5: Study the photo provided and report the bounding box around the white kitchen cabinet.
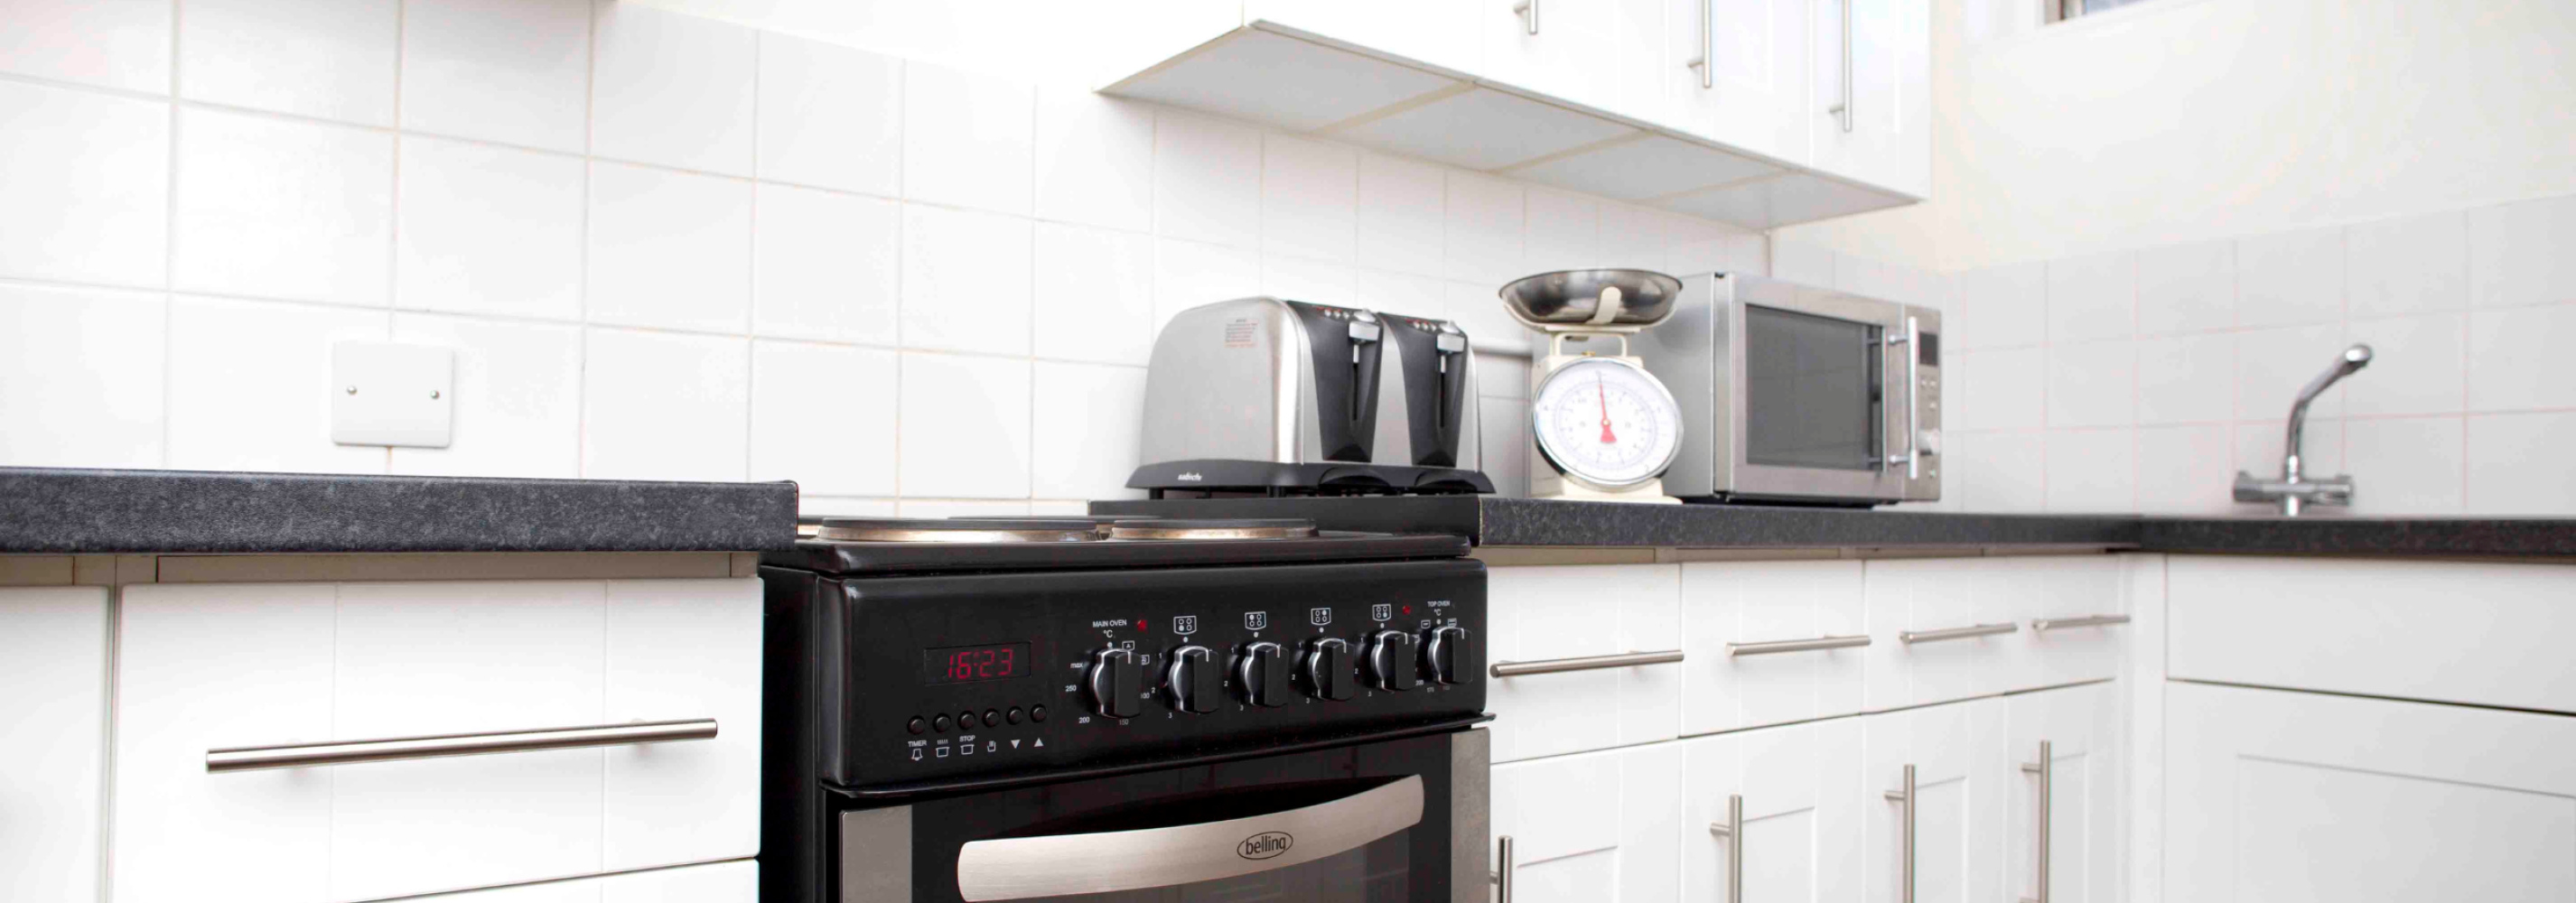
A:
[2004,681,2124,903]
[1679,560,1868,734]
[1807,0,1929,197]
[422,860,755,903]
[110,578,761,903]
[1244,0,1482,73]
[1491,740,1684,902]
[1861,697,2009,903]
[0,587,111,903]
[1658,0,1814,167]
[1862,555,2132,712]
[1485,564,1685,762]
[1680,716,1865,903]
[1480,0,1623,114]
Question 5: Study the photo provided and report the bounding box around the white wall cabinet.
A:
[2164,682,2576,902]
[1808,0,1930,197]
[1659,0,1815,167]
[0,587,112,903]
[1491,740,1684,901]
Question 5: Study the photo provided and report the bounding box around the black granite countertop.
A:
[0,468,799,554]
[1091,497,2576,559]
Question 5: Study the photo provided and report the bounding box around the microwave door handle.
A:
[954,776,1424,901]
[1886,315,1920,479]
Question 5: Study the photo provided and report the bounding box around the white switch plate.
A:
[331,341,454,448]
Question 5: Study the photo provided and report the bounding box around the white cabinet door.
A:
[1481,0,1621,112]
[1658,0,1812,165]
[2165,682,2576,903]
[1680,717,1864,903]
[1808,0,1928,197]
[1679,560,1867,735]
[2003,681,2124,903]
[1862,698,2008,903]
[1247,0,1483,73]
[426,860,755,903]
[1492,741,1684,902]
[1486,564,1684,762]
[0,587,111,903]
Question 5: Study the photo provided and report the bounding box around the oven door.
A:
[1723,276,1938,503]
[834,729,1488,903]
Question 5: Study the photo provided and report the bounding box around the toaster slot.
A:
[1284,302,1384,463]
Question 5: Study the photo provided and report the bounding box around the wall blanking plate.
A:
[331,341,454,448]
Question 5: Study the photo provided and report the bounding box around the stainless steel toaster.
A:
[1129,297,1492,497]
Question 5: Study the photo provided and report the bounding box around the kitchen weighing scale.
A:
[1500,269,1686,504]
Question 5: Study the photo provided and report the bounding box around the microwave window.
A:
[1744,304,1881,471]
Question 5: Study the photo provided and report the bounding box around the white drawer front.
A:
[111,579,760,903]
[431,860,755,903]
[1486,564,1685,762]
[1862,555,2131,711]
[1680,560,1868,735]
[0,587,112,903]
[2170,556,2576,712]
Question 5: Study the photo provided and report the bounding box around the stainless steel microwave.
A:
[1631,273,1941,506]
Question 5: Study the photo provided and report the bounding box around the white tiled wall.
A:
[0,0,1767,513]
[1791,192,2576,516]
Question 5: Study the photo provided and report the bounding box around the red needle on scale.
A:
[1598,377,1617,443]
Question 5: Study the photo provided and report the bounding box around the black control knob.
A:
[1087,647,1144,720]
[1235,641,1293,707]
[1162,645,1222,714]
[1300,637,1357,701]
[1421,625,1470,685]
[1363,629,1419,692]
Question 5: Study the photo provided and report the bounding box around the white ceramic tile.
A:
[179,0,397,125]
[0,0,170,92]
[1152,112,1261,249]
[2468,193,2576,310]
[387,313,581,478]
[1354,269,1448,322]
[2342,416,2465,516]
[1032,88,1153,233]
[1444,280,1536,356]
[2044,428,2134,512]
[2233,324,2349,421]
[1354,154,1446,279]
[2342,313,2464,416]
[898,353,1031,498]
[1477,396,1528,498]
[2045,340,2135,428]
[1031,361,1148,499]
[2134,333,2234,425]
[1949,262,2045,349]
[2465,412,2576,515]
[1261,256,1357,305]
[2346,210,2467,319]
[1946,431,2045,512]
[1524,189,1599,274]
[749,340,895,495]
[1152,238,1261,337]
[395,136,584,321]
[901,61,1033,216]
[752,183,900,346]
[401,0,590,152]
[1444,172,1524,287]
[895,498,1030,518]
[0,81,167,287]
[0,285,165,468]
[800,496,896,517]
[1032,223,1154,365]
[755,33,901,196]
[1674,228,1768,278]
[1769,240,1836,286]
[1595,203,1671,273]
[166,296,388,473]
[2467,303,2576,412]
[2047,250,2136,342]
[170,108,392,305]
[2133,424,2235,515]
[590,2,755,174]
[1027,500,1088,517]
[1947,347,2045,432]
[585,162,752,333]
[2234,226,2345,328]
[1832,256,1910,305]
[901,204,1032,355]
[2233,418,2341,486]
[1261,135,1357,264]
[1475,351,1530,400]
[580,328,748,480]
[2134,239,2234,336]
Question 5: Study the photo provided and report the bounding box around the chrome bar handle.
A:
[1685,0,1714,88]
[1884,765,1915,903]
[1512,0,1539,34]
[2019,741,2052,903]
[1707,794,1742,903]
[1838,0,1857,132]
[1884,315,1919,477]
[1491,835,1514,902]
[1728,634,1871,656]
[1899,621,2017,644]
[2031,613,2131,632]
[208,718,716,773]
[1489,649,1684,678]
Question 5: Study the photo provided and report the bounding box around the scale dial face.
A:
[1531,357,1684,490]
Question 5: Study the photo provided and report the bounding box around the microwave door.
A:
[1727,296,1911,502]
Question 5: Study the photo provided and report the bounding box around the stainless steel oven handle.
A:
[1885,315,1920,479]
[955,775,1423,901]
[206,718,716,772]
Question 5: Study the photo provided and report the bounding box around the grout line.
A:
[574,0,599,478]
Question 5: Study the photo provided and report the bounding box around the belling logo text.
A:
[1237,832,1293,861]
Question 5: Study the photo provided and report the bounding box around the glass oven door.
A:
[1726,278,1917,502]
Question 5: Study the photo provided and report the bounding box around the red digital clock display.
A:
[923,642,1031,684]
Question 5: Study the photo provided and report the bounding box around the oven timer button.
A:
[1005,706,1025,725]
[1029,704,1048,722]
[907,716,927,735]
[1086,647,1146,720]
[931,713,953,733]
